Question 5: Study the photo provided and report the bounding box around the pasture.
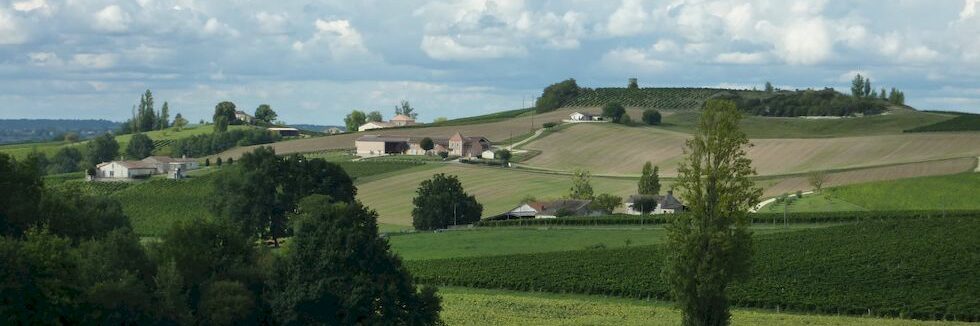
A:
[439,287,969,326]
[521,123,980,176]
[823,172,980,211]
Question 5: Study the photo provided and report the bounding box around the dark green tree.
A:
[197,280,257,326]
[631,195,658,214]
[411,174,482,230]
[0,153,44,237]
[216,157,223,166]
[395,100,418,119]
[851,74,865,98]
[879,88,887,100]
[628,78,639,89]
[271,195,442,325]
[420,137,434,154]
[173,113,188,131]
[638,162,661,195]
[366,111,383,122]
[864,78,872,97]
[602,102,627,123]
[254,104,277,124]
[496,149,512,165]
[125,133,155,160]
[139,90,156,132]
[48,147,82,174]
[664,99,761,326]
[213,101,237,132]
[642,109,662,125]
[159,101,170,130]
[535,79,581,113]
[590,193,622,214]
[0,230,80,324]
[344,110,367,133]
[85,133,119,168]
[764,81,774,93]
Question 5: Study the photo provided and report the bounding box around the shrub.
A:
[642,109,662,125]
[543,122,558,128]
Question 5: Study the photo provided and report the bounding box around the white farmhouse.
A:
[96,161,157,179]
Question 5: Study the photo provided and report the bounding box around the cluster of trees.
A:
[212,101,280,132]
[171,129,279,158]
[345,101,418,132]
[411,174,482,230]
[24,132,121,176]
[0,148,443,324]
[535,79,583,113]
[720,88,887,117]
[851,74,905,105]
[601,103,629,124]
[642,109,662,125]
[119,90,173,134]
[561,169,623,215]
[395,100,418,119]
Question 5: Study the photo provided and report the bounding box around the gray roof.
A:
[627,192,685,210]
[531,199,593,215]
[142,156,196,164]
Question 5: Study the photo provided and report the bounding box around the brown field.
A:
[759,157,977,196]
[522,123,980,176]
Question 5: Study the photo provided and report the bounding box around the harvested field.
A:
[523,123,980,176]
[760,157,977,197]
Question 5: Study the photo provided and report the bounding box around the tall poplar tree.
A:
[663,100,762,326]
[638,162,661,195]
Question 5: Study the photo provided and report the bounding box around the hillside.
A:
[561,87,731,110]
[0,119,120,144]
[520,122,980,176]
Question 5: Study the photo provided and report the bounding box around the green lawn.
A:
[764,173,980,212]
[390,224,836,261]
[439,287,968,326]
[760,192,868,213]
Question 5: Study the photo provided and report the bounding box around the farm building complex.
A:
[492,199,604,219]
[624,191,686,215]
[95,156,200,180]
[355,132,491,157]
[358,114,417,131]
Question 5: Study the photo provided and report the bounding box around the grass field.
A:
[823,172,980,210]
[660,109,956,138]
[759,192,867,213]
[356,164,643,226]
[110,173,218,236]
[521,123,980,176]
[0,124,244,160]
[389,224,835,261]
[439,287,969,326]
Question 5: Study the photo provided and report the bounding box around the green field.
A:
[762,173,980,212]
[905,112,980,133]
[389,224,835,261]
[356,164,642,226]
[0,124,245,160]
[439,287,968,326]
[110,173,218,236]
[409,217,980,321]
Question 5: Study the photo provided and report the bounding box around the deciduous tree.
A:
[344,110,367,133]
[664,99,761,326]
[85,133,119,167]
[411,174,482,230]
[590,193,622,214]
[568,169,594,200]
[642,109,662,125]
[125,133,155,160]
[638,162,661,195]
[366,111,383,122]
[602,102,627,123]
[254,104,277,124]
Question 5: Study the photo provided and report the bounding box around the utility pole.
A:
[453,202,457,226]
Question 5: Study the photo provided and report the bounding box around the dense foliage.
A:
[904,112,980,132]
[254,104,277,124]
[562,87,725,110]
[344,110,367,133]
[637,162,660,195]
[213,101,238,132]
[717,88,888,117]
[410,217,980,321]
[271,195,441,324]
[601,102,627,123]
[125,133,155,160]
[85,133,119,168]
[535,79,582,113]
[642,109,662,125]
[170,128,279,158]
[412,173,482,230]
[118,90,170,134]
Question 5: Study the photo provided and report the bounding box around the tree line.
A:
[0,147,443,324]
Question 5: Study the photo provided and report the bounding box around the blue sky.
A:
[1,0,979,125]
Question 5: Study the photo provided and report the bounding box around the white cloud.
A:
[12,0,50,13]
[961,0,978,20]
[838,70,872,83]
[770,18,832,65]
[71,53,118,69]
[601,48,666,72]
[293,19,370,59]
[202,17,239,37]
[0,8,28,44]
[900,45,940,62]
[715,51,767,64]
[255,12,287,34]
[606,0,649,36]
[421,35,526,60]
[28,52,62,66]
[93,5,130,32]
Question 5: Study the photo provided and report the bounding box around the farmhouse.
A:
[235,111,255,124]
[355,132,490,157]
[358,114,417,132]
[95,156,201,180]
[494,199,601,219]
[624,191,685,215]
[267,127,300,137]
[569,112,603,122]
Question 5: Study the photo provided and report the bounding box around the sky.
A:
[1,0,979,125]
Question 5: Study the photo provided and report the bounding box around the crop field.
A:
[389,224,832,261]
[356,164,643,226]
[110,173,217,236]
[0,124,244,160]
[561,87,729,110]
[521,123,980,176]
[661,108,956,138]
[758,192,867,213]
[759,157,977,197]
[0,140,84,160]
[822,172,980,211]
[409,217,980,321]
[439,287,970,326]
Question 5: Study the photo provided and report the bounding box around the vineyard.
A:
[476,210,980,227]
[408,217,980,321]
[110,175,216,236]
[561,88,735,109]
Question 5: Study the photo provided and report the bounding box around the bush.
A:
[542,122,557,128]
[602,103,626,123]
[642,109,662,125]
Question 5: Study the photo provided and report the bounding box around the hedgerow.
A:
[409,216,980,321]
